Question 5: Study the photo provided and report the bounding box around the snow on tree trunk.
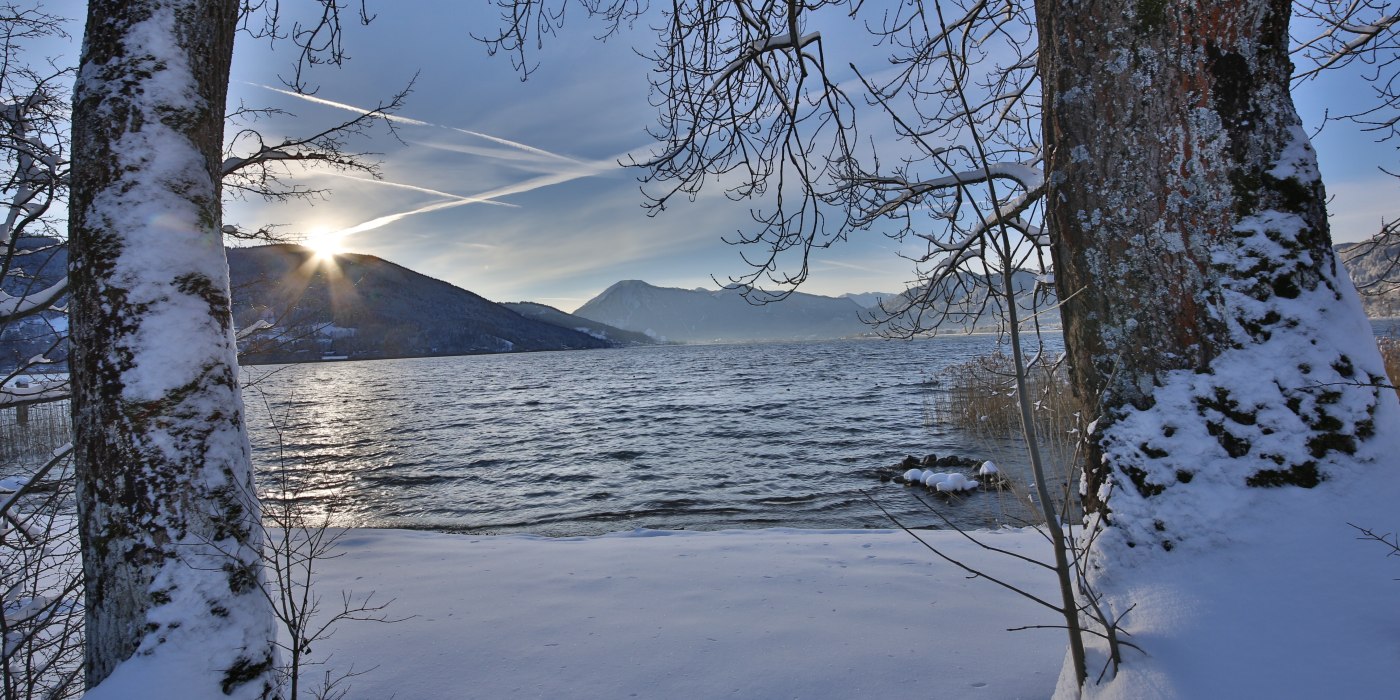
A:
[1044,0,1393,528]
[68,1,277,697]
[1040,0,1400,686]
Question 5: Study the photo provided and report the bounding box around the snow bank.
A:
[1070,469,1400,699]
[1069,121,1400,699]
[80,513,1400,698]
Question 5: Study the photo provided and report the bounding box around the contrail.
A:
[819,258,885,274]
[406,139,567,171]
[336,198,478,237]
[317,171,521,208]
[250,83,585,165]
[331,143,654,238]
[333,166,610,237]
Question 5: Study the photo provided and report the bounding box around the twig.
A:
[860,490,1065,613]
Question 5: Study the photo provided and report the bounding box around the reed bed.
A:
[0,398,81,699]
[931,351,1085,523]
[1380,337,1400,393]
[1,399,72,471]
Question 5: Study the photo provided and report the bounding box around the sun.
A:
[304,228,346,260]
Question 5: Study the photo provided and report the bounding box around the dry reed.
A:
[1,399,72,470]
[1379,337,1399,393]
[931,352,1086,523]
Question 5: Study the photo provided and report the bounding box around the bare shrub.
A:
[1,389,392,700]
[246,388,399,700]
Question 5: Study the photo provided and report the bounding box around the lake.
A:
[238,318,1400,536]
[241,334,1067,536]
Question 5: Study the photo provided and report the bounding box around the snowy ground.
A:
[282,527,1066,699]
[85,470,1400,700]
[289,486,1400,700]
[83,500,1400,699]
[1072,468,1400,700]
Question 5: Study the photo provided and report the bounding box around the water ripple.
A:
[242,336,1058,536]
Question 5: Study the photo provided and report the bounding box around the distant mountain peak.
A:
[574,279,871,343]
[501,301,662,347]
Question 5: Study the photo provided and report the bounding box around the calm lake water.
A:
[241,335,1066,536]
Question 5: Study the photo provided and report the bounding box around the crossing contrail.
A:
[242,83,660,239]
[331,143,653,238]
[250,83,585,165]
[317,171,521,208]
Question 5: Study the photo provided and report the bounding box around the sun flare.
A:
[305,229,346,260]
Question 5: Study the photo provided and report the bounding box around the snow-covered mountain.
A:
[1337,237,1400,318]
[574,280,872,343]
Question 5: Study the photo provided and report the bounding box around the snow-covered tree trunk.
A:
[1043,0,1391,520]
[68,1,277,697]
[1040,0,1400,689]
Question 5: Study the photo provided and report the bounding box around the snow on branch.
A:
[0,279,67,323]
[862,161,1044,221]
[907,179,1047,284]
[713,31,822,86]
[221,148,300,175]
[1293,5,1400,80]
[0,377,69,408]
[923,161,1043,191]
[234,319,272,340]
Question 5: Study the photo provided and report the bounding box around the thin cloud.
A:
[817,258,885,274]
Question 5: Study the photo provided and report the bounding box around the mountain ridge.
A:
[6,238,1400,369]
[228,244,610,362]
[500,301,663,347]
[574,279,873,343]
[1336,238,1400,318]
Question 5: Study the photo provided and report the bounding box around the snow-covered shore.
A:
[289,527,1064,699]
[85,499,1400,699]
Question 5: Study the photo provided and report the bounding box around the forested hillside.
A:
[1337,238,1400,318]
[228,245,609,362]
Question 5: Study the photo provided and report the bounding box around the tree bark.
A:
[1040,0,1387,530]
[69,1,277,696]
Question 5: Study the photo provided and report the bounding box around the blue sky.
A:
[40,2,1400,312]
